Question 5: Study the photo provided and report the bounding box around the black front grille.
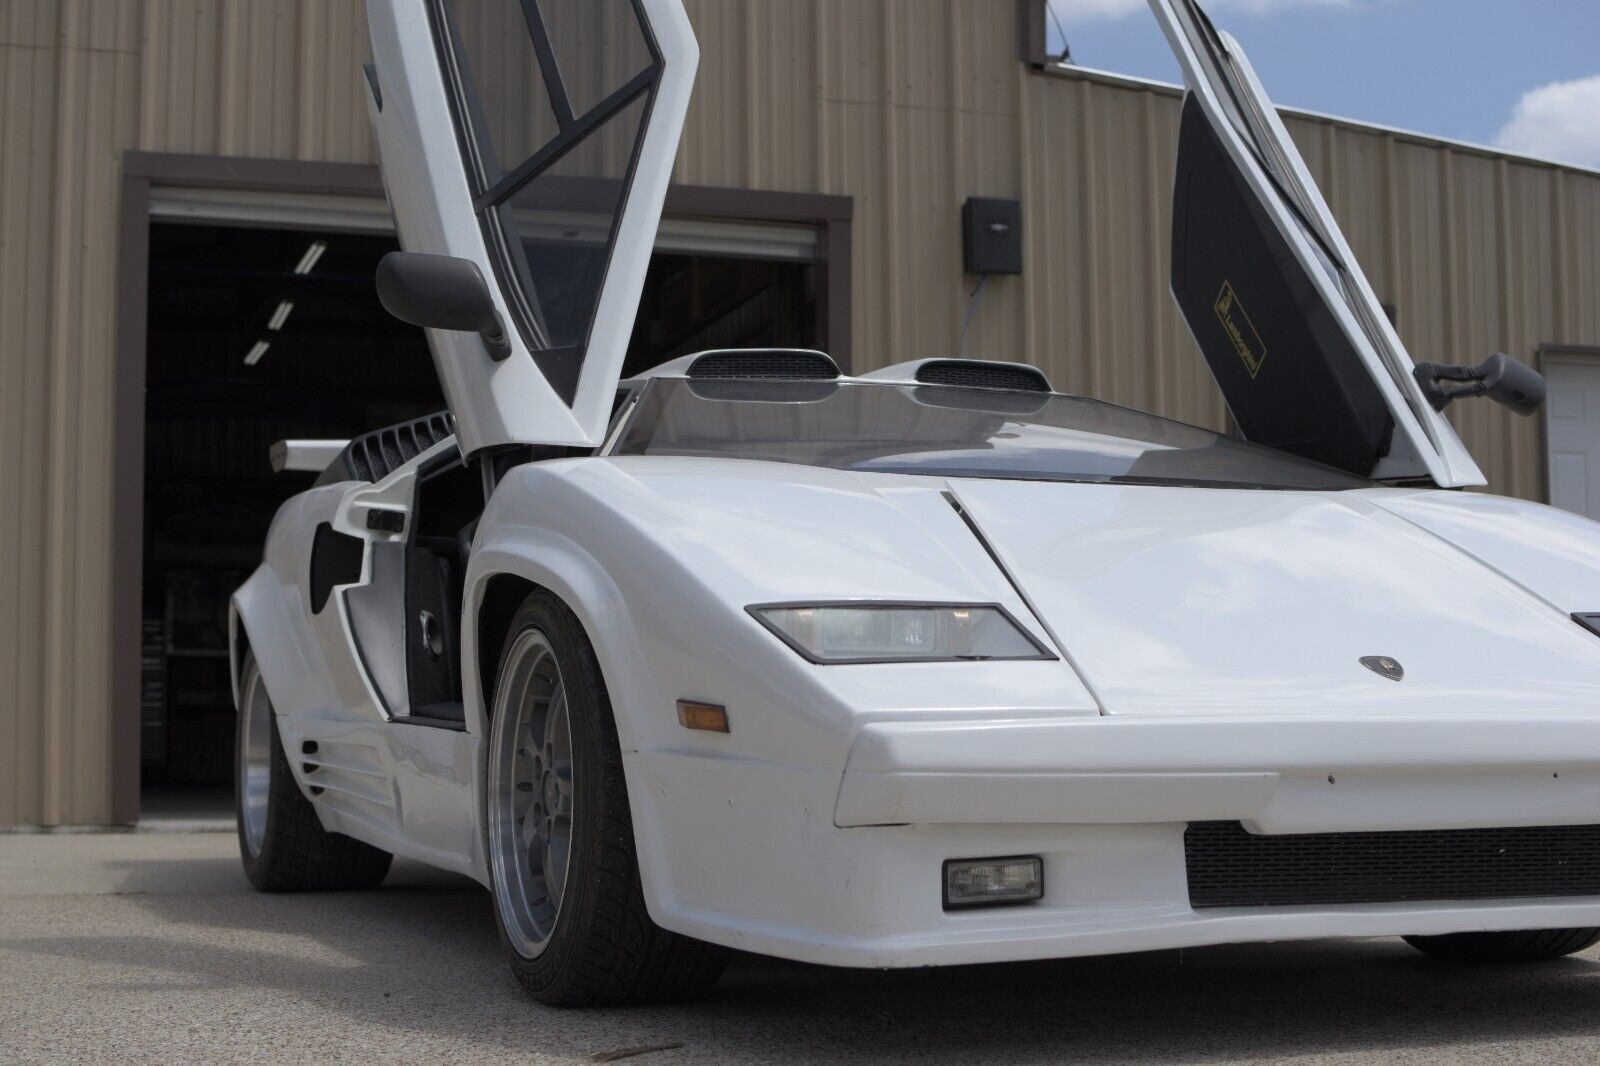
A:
[1185,820,1600,908]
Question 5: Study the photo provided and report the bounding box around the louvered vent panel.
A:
[322,411,454,484]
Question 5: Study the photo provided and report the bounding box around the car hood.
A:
[950,480,1600,716]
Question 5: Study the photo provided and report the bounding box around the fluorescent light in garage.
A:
[292,240,328,275]
[267,300,294,331]
[243,340,270,366]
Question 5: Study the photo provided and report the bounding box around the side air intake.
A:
[316,411,455,486]
[915,359,1051,393]
[686,348,841,381]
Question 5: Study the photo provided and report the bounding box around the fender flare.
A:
[463,527,683,924]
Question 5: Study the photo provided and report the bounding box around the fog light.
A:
[943,855,1043,909]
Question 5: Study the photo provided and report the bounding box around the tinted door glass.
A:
[433,0,662,401]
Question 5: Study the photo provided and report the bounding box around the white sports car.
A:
[231,0,1599,1006]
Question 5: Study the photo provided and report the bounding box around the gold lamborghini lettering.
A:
[1213,281,1266,379]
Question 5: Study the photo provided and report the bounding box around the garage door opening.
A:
[139,217,820,821]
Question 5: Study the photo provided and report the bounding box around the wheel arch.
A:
[462,530,687,913]
[229,596,252,712]
[467,559,641,738]
[462,539,654,743]
[229,565,302,717]
[475,571,538,722]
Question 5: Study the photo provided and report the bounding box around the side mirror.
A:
[1413,352,1546,417]
[375,251,512,361]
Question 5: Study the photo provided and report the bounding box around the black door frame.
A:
[112,150,853,822]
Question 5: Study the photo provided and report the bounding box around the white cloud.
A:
[1215,0,1355,11]
[1495,75,1600,169]
[1050,0,1354,22]
[1051,0,1146,19]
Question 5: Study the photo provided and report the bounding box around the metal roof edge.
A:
[1034,60,1600,181]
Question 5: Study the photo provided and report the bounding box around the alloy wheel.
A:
[488,627,576,958]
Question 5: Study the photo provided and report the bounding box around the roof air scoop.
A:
[861,358,1054,393]
[915,360,1051,393]
[685,349,841,380]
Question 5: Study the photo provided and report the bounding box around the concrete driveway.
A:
[5,832,1600,1064]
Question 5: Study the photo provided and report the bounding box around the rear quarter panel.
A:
[231,483,381,728]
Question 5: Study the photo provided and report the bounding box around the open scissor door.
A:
[1150,0,1483,485]
[365,0,698,455]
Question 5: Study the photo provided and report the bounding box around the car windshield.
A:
[610,377,1372,490]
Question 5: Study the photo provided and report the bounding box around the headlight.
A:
[748,603,1051,664]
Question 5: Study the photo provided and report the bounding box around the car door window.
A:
[432,0,663,400]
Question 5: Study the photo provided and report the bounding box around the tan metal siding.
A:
[2,1,1599,825]
[1018,77,1226,428]
[138,0,374,161]
[1,0,141,826]
[0,11,56,828]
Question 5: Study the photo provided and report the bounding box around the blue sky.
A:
[1047,1,1600,168]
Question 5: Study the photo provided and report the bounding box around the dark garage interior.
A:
[139,218,818,816]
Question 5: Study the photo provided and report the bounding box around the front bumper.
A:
[836,715,1600,831]
[631,715,1600,968]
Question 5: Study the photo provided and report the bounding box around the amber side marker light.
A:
[677,700,730,733]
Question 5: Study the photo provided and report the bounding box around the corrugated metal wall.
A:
[3,0,1598,825]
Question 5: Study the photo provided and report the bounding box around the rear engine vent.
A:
[317,411,454,485]
[1185,820,1600,908]
[915,360,1051,393]
[686,348,840,381]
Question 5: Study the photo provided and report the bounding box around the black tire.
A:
[487,591,728,1006]
[1404,927,1600,963]
[236,651,393,892]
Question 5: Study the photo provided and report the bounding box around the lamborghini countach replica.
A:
[232,0,1600,1006]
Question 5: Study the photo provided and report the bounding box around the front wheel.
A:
[485,591,727,1006]
[1404,927,1600,963]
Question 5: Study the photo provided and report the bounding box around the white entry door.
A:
[1545,356,1600,520]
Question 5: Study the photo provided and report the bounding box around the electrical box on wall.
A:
[962,197,1023,275]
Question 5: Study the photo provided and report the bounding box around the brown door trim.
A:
[112,151,854,824]
[122,151,853,364]
[110,170,152,825]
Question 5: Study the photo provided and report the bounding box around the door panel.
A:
[365,0,699,456]
[1171,98,1395,475]
[1149,0,1483,486]
[344,541,411,716]
[400,453,483,722]
[331,453,433,722]
[334,439,477,724]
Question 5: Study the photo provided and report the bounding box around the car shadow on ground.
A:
[11,852,1600,1063]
